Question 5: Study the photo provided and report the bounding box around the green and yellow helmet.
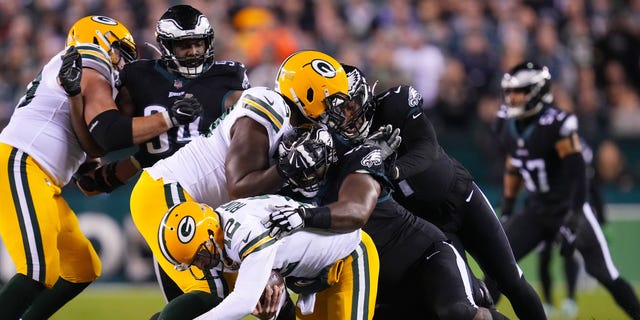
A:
[66,15,137,70]
[157,202,223,271]
[275,50,348,125]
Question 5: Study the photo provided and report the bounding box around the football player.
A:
[71,5,250,305]
[263,62,507,319]
[492,61,640,319]
[341,65,545,319]
[0,15,194,320]
[157,196,378,320]
[128,50,348,319]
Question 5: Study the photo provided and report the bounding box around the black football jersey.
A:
[494,104,579,202]
[118,59,250,167]
[371,85,472,207]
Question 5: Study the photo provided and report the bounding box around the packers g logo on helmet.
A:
[158,202,224,271]
[275,50,348,123]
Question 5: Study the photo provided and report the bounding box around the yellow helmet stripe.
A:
[239,230,276,260]
[241,95,283,131]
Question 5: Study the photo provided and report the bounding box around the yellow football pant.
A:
[130,170,227,296]
[297,231,379,320]
[0,143,101,287]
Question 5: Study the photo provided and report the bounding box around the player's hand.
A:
[364,124,401,160]
[169,94,202,126]
[559,210,582,256]
[261,204,307,239]
[252,270,285,320]
[58,46,82,96]
[74,161,124,195]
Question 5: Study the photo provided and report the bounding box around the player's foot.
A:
[543,303,556,317]
[561,298,578,319]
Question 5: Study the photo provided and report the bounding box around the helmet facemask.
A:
[330,65,375,143]
[156,5,215,78]
[501,63,552,119]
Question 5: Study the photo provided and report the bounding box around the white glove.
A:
[364,124,401,160]
[261,204,306,239]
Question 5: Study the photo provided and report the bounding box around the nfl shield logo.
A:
[174,79,183,89]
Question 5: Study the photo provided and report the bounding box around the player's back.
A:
[145,87,292,207]
[119,59,249,167]
[217,194,361,278]
[0,44,115,185]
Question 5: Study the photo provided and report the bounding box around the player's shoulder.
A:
[538,105,578,137]
[376,85,423,108]
[238,87,290,116]
[207,60,248,77]
[74,43,114,76]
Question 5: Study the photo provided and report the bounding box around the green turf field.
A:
[51,281,640,319]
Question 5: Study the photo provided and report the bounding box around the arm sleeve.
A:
[394,112,439,180]
[563,152,587,212]
[195,247,277,320]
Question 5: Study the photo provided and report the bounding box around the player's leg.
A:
[460,184,546,320]
[298,231,379,320]
[575,203,640,319]
[537,239,555,315]
[0,145,62,319]
[130,171,225,318]
[22,197,101,319]
[420,241,508,320]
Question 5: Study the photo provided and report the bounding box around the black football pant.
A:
[497,200,640,319]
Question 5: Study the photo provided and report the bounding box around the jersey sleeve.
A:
[74,43,114,83]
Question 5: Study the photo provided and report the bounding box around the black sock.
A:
[0,274,45,319]
[22,277,91,320]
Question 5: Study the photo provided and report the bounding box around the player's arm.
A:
[325,172,381,231]
[556,131,586,213]
[194,248,277,320]
[225,117,283,199]
[501,155,524,218]
[391,111,439,180]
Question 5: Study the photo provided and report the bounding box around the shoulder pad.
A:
[237,87,290,131]
[377,86,423,109]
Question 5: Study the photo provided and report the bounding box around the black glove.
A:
[558,210,582,257]
[59,46,82,96]
[169,94,202,126]
[499,196,515,224]
[364,124,401,160]
[75,161,124,194]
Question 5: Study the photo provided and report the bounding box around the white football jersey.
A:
[197,194,361,319]
[0,44,117,186]
[145,87,293,207]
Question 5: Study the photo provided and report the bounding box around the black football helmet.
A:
[335,64,375,143]
[501,61,552,119]
[156,5,215,78]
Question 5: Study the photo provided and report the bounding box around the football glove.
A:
[59,46,82,96]
[499,196,516,224]
[261,204,307,239]
[75,161,124,195]
[168,94,202,126]
[558,209,582,256]
[364,124,401,160]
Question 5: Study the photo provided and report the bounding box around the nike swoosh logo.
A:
[465,190,474,202]
[394,86,402,93]
[242,232,251,243]
[265,96,274,105]
[412,113,422,119]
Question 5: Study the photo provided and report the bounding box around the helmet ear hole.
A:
[307,88,314,102]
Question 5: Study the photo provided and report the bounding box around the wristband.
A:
[161,111,174,128]
[300,206,331,229]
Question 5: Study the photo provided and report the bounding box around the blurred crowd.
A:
[1,0,639,192]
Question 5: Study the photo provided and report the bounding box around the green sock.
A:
[22,277,91,320]
[159,290,222,320]
[0,274,45,319]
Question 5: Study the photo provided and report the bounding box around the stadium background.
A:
[1,0,639,318]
